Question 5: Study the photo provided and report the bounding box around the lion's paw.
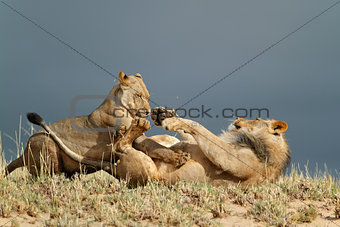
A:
[173,151,191,167]
[151,107,177,127]
[131,117,151,133]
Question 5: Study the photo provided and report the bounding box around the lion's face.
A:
[231,118,288,136]
[119,72,151,118]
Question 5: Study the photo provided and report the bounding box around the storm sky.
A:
[1,1,339,175]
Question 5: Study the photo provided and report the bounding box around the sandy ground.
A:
[1,201,339,226]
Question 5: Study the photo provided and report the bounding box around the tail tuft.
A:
[27,112,44,126]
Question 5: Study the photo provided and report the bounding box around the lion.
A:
[4,72,188,180]
[115,107,291,187]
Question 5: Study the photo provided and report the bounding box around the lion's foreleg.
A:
[161,117,258,179]
[176,130,196,143]
[117,117,150,150]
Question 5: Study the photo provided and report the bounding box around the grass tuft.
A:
[292,204,317,223]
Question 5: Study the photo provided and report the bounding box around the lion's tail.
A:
[27,112,44,126]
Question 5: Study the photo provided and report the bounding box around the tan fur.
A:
[148,135,180,148]
[5,71,152,177]
[118,108,290,187]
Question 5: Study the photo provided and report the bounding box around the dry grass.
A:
[0,124,339,226]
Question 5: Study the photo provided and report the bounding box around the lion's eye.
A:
[234,125,241,129]
[135,73,142,78]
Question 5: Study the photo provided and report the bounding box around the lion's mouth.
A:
[136,110,150,118]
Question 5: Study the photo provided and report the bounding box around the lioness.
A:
[116,107,291,187]
[5,72,188,178]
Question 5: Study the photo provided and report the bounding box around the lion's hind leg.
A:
[5,133,63,177]
[161,160,207,185]
[22,133,63,176]
[116,147,161,186]
[4,156,24,177]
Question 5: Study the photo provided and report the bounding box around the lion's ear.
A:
[272,121,288,134]
[119,71,128,86]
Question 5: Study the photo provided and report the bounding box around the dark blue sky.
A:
[1,1,339,175]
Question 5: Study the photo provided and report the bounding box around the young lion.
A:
[5,73,188,178]
[117,107,290,187]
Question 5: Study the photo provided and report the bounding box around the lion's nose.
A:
[234,124,241,129]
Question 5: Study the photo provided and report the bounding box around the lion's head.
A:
[230,118,288,135]
[117,71,151,118]
[225,117,290,171]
